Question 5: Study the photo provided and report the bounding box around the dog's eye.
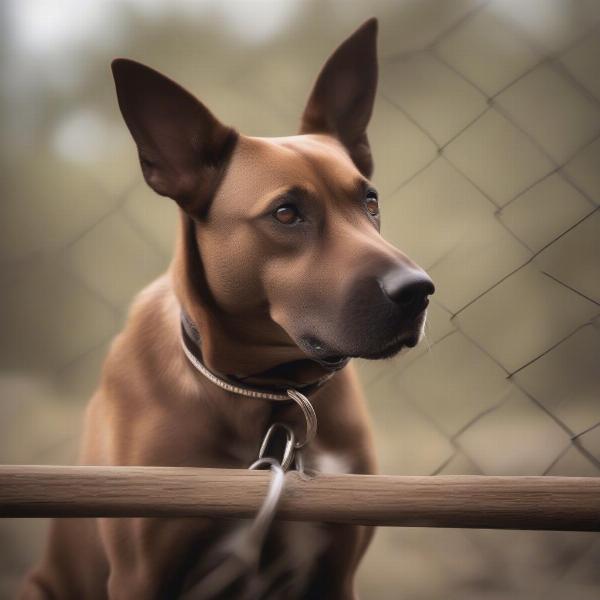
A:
[365,190,379,217]
[273,204,302,225]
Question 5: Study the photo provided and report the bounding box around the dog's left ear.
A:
[300,18,378,178]
[111,59,237,212]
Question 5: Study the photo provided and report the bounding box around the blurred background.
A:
[1,0,599,598]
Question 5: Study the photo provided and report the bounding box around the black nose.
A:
[381,269,435,315]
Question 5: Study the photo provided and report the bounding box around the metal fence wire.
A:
[0,1,599,598]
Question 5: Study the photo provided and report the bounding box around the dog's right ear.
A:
[300,18,378,178]
[111,59,237,211]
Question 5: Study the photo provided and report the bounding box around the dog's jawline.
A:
[319,337,415,364]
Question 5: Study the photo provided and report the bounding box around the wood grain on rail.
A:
[1,466,599,531]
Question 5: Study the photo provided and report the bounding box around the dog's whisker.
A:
[422,317,433,355]
[424,331,432,355]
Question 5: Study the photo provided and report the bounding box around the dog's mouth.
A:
[358,331,419,360]
[299,338,348,370]
[313,354,351,370]
[301,311,426,366]
[310,337,413,367]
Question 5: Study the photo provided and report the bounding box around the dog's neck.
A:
[171,212,341,388]
[179,308,334,396]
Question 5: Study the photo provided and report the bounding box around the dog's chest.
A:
[197,447,351,598]
[304,448,351,474]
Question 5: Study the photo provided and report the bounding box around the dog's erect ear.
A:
[111,59,237,210]
[300,18,378,178]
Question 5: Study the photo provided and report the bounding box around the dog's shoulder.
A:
[96,273,198,408]
[106,273,177,359]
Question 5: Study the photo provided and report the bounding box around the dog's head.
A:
[112,18,434,369]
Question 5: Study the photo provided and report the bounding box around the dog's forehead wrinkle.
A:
[298,148,351,202]
[237,134,362,203]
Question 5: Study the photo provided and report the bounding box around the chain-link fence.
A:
[1,1,599,598]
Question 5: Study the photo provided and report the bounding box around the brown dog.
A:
[20,18,433,600]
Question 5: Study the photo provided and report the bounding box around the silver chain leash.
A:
[184,399,315,599]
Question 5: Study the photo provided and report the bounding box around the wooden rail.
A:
[1,466,599,531]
